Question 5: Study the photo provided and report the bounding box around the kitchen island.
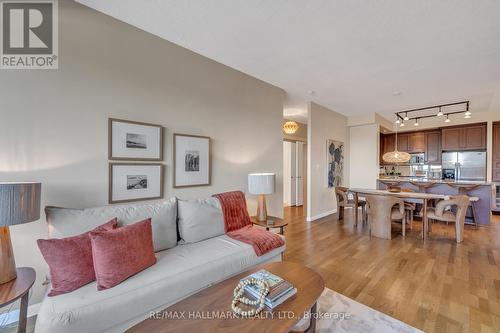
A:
[377,178,496,225]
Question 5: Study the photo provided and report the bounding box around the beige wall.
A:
[0,0,284,306]
[349,124,380,189]
[283,119,307,142]
[307,102,349,221]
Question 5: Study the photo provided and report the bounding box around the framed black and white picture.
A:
[108,118,164,161]
[109,163,164,203]
[173,134,211,188]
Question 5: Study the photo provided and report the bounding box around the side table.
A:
[0,267,36,333]
[250,216,288,235]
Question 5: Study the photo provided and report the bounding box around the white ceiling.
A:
[77,0,500,122]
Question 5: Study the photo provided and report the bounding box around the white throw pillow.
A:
[45,198,178,252]
[177,198,225,244]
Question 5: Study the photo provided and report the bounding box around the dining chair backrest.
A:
[364,194,405,222]
[435,195,469,224]
[335,186,349,204]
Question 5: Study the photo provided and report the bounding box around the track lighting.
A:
[437,107,443,117]
[400,122,405,127]
[414,119,419,126]
[403,112,409,121]
[445,115,451,123]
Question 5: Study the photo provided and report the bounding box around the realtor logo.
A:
[1,0,58,69]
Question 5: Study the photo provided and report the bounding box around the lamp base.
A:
[0,227,17,284]
[256,194,268,222]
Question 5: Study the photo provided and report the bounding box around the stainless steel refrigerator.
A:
[442,151,487,181]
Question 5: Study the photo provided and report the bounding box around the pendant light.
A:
[382,121,411,164]
[445,114,451,123]
[437,107,443,116]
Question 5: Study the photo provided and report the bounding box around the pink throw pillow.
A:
[37,218,118,296]
[90,218,156,290]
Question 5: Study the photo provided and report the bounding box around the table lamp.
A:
[248,173,275,222]
[0,182,41,284]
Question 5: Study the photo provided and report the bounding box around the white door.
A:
[295,142,304,206]
[283,141,297,206]
[289,142,297,206]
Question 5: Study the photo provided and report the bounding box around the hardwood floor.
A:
[282,206,500,333]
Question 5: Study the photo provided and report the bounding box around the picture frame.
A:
[327,139,344,188]
[108,118,164,161]
[173,133,211,188]
[109,163,164,204]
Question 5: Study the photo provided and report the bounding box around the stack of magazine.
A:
[242,269,297,309]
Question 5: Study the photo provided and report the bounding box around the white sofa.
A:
[35,197,285,333]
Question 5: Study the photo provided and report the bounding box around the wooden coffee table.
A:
[251,216,288,235]
[127,262,325,333]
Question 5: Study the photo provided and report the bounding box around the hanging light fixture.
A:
[394,101,469,124]
[400,121,405,127]
[445,114,451,123]
[283,121,299,134]
[382,123,411,164]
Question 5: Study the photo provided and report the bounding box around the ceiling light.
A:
[465,111,471,116]
[382,123,411,164]
[465,114,471,119]
[400,122,405,127]
[403,112,409,121]
[392,91,401,96]
[437,107,443,117]
[414,119,419,126]
[395,118,400,124]
[283,121,299,134]
[445,115,451,123]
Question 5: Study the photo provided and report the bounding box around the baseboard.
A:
[306,209,337,222]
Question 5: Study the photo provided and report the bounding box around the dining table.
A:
[348,188,479,240]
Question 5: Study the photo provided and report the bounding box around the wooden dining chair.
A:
[335,187,367,224]
[364,194,407,238]
[400,188,416,231]
[424,195,469,243]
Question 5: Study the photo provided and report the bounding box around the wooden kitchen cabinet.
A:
[397,133,409,152]
[407,132,425,152]
[493,122,500,182]
[442,123,486,151]
[425,131,441,164]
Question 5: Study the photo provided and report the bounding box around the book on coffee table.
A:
[242,269,296,309]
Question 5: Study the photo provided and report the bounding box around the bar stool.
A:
[409,181,437,216]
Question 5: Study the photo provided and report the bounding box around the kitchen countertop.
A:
[378,177,495,186]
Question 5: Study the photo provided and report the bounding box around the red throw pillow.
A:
[89,218,156,290]
[37,218,118,297]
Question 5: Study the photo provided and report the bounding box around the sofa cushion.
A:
[91,219,156,290]
[45,198,177,252]
[37,219,118,297]
[177,198,224,244]
[35,235,285,333]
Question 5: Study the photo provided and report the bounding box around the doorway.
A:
[283,140,307,208]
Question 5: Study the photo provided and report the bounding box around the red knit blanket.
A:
[213,191,285,256]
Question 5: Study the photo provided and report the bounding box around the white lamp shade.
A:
[248,173,275,195]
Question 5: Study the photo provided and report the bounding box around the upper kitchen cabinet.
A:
[425,131,441,164]
[407,132,425,152]
[493,122,500,182]
[442,123,487,151]
[397,133,409,152]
